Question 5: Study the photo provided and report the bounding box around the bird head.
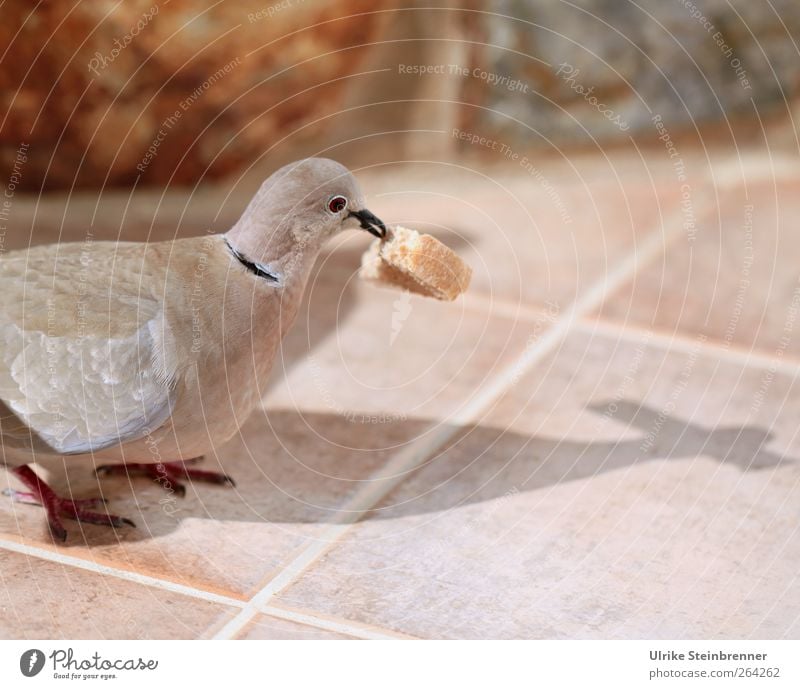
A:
[313,159,387,240]
[226,158,386,267]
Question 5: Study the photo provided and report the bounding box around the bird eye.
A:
[327,195,348,213]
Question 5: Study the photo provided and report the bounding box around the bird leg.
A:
[8,465,136,542]
[95,457,235,498]
[3,489,106,508]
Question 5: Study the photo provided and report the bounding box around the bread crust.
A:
[359,226,471,301]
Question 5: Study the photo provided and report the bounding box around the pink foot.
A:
[95,457,235,497]
[4,489,106,509]
[9,466,135,542]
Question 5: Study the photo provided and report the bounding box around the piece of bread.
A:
[359,226,472,301]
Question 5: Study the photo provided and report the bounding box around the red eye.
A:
[328,195,348,213]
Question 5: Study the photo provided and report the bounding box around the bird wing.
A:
[0,241,178,456]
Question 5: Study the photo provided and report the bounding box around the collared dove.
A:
[0,158,386,541]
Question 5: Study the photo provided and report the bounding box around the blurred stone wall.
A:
[1,0,797,190]
[455,0,800,149]
[0,0,390,190]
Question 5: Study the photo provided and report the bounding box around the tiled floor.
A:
[1,146,798,639]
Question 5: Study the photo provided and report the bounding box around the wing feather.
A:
[0,241,177,456]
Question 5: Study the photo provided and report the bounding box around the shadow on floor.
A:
[6,399,791,547]
[0,226,475,546]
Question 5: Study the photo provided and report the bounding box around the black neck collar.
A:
[224,237,280,283]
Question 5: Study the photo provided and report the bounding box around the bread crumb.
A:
[359,226,472,301]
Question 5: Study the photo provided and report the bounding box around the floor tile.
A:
[0,549,233,639]
[275,329,800,638]
[235,613,356,640]
[592,179,800,359]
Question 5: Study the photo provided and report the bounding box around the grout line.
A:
[211,523,352,638]
[213,415,498,639]
[0,537,246,609]
[261,604,416,640]
[448,209,692,426]
[577,316,800,376]
[213,207,696,639]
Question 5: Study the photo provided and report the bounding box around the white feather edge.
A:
[0,314,177,456]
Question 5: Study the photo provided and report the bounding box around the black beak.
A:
[348,208,387,239]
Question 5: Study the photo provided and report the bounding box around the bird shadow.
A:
[10,399,791,547]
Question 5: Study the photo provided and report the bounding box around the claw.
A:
[95,457,235,496]
[49,522,68,543]
[10,465,135,542]
[181,457,204,466]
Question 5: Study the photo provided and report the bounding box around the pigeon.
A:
[0,158,386,541]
